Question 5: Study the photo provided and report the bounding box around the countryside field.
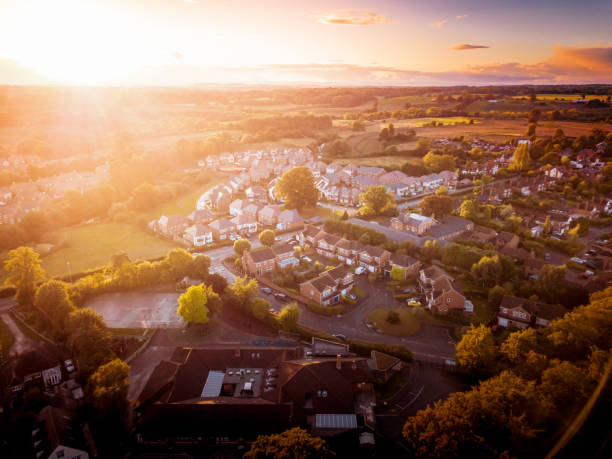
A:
[31,223,177,279]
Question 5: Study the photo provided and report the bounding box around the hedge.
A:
[348,339,413,362]
[306,300,345,316]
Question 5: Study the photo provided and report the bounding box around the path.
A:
[0,311,37,357]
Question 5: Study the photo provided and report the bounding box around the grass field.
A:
[512,94,605,101]
[367,307,422,336]
[376,95,433,109]
[335,155,417,169]
[36,223,178,278]
[0,317,15,361]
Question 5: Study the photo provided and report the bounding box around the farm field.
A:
[30,223,178,279]
[376,95,434,109]
[512,94,605,101]
[335,155,419,169]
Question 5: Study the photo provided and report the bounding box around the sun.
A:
[13,0,141,84]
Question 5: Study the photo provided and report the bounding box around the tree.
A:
[278,302,300,332]
[259,229,276,247]
[208,273,228,294]
[527,108,541,123]
[525,122,536,137]
[66,308,113,375]
[386,310,400,324]
[165,248,193,280]
[322,139,351,157]
[459,199,478,220]
[244,427,332,459]
[350,119,365,131]
[234,238,252,257]
[512,142,531,171]
[341,210,349,220]
[192,254,211,280]
[177,284,213,324]
[488,285,506,308]
[252,298,271,321]
[359,185,396,216]
[419,194,454,219]
[230,276,259,307]
[390,265,406,281]
[542,215,551,235]
[456,324,498,371]
[88,358,130,420]
[536,264,566,304]
[3,246,46,306]
[539,360,588,412]
[423,152,456,173]
[435,185,448,195]
[34,280,76,334]
[421,240,441,262]
[276,166,318,209]
[470,254,503,287]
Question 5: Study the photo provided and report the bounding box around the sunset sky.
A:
[0,0,610,86]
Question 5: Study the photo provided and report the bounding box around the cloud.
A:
[433,19,448,28]
[452,44,490,50]
[456,14,469,20]
[318,9,390,26]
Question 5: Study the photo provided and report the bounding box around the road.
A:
[0,297,38,358]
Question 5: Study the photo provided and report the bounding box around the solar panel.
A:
[315,413,358,429]
[201,371,225,397]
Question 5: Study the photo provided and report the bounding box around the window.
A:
[57,451,65,458]
[446,298,451,303]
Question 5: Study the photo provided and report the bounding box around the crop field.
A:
[376,95,434,109]
[36,223,178,278]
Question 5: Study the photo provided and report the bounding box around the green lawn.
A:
[38,223,179,278]
[0,317,15,361]
[367,308,422,336]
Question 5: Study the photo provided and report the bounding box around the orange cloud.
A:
[452,44,490,50]
[317,9,390,26]
[456,14,469,20]
[433,19,448,28]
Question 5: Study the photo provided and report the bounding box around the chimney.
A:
[336,354,341,370]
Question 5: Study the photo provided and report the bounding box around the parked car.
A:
[261,287,272,294]
[65,360,75,373]
[544,252,551,260]
[407,300,421,307]
[355,267,366,275]
[346,293,357,301]
[301,256,312,263]
[570,257,585,264]
[275,293,287,300]
[333,334,347,341]
[402,287,416,294]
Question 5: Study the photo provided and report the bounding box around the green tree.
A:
[3,246,46,306]
[259,229,276,247]
[88,358,130,420]
[488,285,506,308]
[66,308,113,376]
[390,265,406,281]
[278,302,300,332]
[542,215,551,235]
[456,324,498,371]
[165,248,193,280]
[539,360,588,412]
[512,142,531,171]
[252,297,271,321]
[234,238,252,257]
[536,264,566,304]
[230,276,259,307]
[423,151,456,173]
[192,253,211,280]
[276,166,319,209]
[525,123,536,137]
[471,254,503,287]
[244,427,332,459]
[208,272,228,294]
[350,119,365,131]
[34,280,76,334]
[419,194,454,219]
[459,199,478,220]
[359,185,396,216]
[386,310,400,324]
[177,284,214,324]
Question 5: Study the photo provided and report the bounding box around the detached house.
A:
[298,225,323,247]
[300,265,354,306]
[385,254,420,279]
[229,199,247,217]
[231,214,258,235]
[188,208,215,225]
[419,266,472,315]
[276,209,304,231]
[157,215,189,237]
[258,205,281,226]
[356,245,391,273]
[243,247,276,276]
[183,224,213,247]
[497,295,567,329]
[209,218,236,241]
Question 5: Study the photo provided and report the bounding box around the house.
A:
[243,203,262,219]
[524,258,547,278]
[276,209,304,231]
[183,224,213,247]
[356,245,391,273]
[231,214,259,235]
[246,185,267,201]
[271,243,300,269]
[258,205,281,226]
[497,295,567,329]
[358,166,385,178]
[188,208,215,225]
[465,225,497,244]
[492,231,519,250]
[325,162,342,175]
[229,199,247,217]
[157,215,189,237]
[385,254,420,279]
[335,238,361,265]
[367,351,401,383]
[404,213,435,235]
[378,170,410,185]
[419,266,472,315]
[243,247,277,276]
[315,232,342,257]
[34,406,90,459]
[209,218,236,241]
[134,346,375,449]
[215,192,231,213]
[300,265,354,305]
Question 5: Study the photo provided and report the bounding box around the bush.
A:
[348,339,413,362]
[306,300,344,316]
[386,310,400,324]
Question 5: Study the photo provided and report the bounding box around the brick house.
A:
[419,266,473,315]
[183,224,213,247]
[368,351,401,383]
[243,247,277,276]
[243,203,262,220]
[403,213,436,235]
[271,243,299,269]
[229,199,247,217]
[497,295,567,329]
[385,254,420,279]
[356,245,391,273]
[258,205,281,226]
[315,232,342,258]
[492,231,520,250]
[209,218,236,241]
[157,215,189,237]
[188,208,215,225]
[276,209,304,231]
[300,265,354,306]
[231,214,258,235]
[297,225,323,247]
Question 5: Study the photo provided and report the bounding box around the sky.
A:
[0,0,610,86]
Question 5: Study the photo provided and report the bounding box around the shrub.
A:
[306,300,344,316]
[386,310,400,324]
